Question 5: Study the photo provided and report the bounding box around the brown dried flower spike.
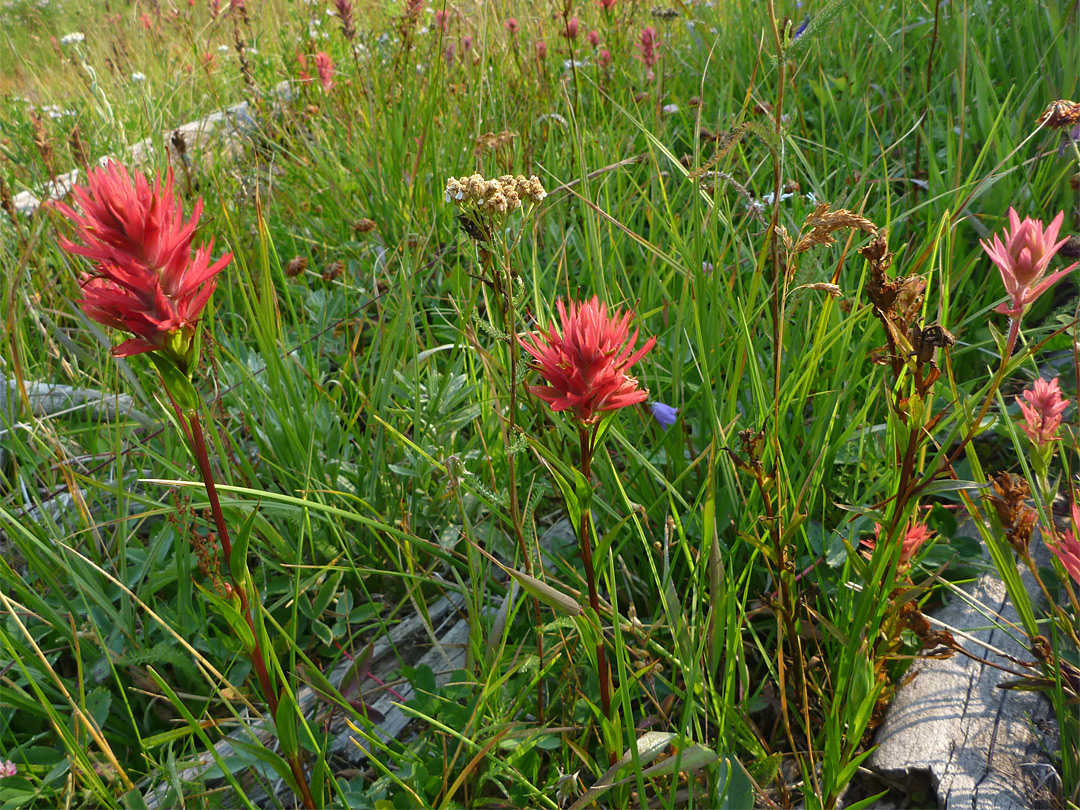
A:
[793,203,877,255]
[285,256,308,277]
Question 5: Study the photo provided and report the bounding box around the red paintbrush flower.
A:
[54,160,231,365]
[863,520,935,566]
[523,296,655,425]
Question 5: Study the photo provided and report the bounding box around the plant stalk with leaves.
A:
[53,161,318,810]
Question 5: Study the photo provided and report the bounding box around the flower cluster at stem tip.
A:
[524,296,655,425]
[981,208,1077,318]
[53,161,232,372]
[444,173,547,217]
[864,520,935,566]
[1017,377,1069,450]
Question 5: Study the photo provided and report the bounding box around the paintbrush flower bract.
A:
[980,208,1077,317]
[1017,377,1069,449]
[54,161,231,365]
[524,296,655,425]
[1046,501,1080,585]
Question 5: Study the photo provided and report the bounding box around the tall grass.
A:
[1,0,1077,807]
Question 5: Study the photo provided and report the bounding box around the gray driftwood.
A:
[868,533,1058,810]
[143,592,469,809]
[1,374,154,470]
[10,96,262,217]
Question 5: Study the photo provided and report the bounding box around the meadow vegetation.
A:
[0,0,1078,807]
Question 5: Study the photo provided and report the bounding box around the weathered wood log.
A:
[142,593,469,809]
[867,532,1059,810]
[1,374,155,473]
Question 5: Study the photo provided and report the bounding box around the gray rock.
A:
[868,531,1058,810]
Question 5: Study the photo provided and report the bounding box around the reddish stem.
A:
[578,425,612,725]
[186,410,317,810]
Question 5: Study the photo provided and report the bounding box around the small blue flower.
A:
[649,401,678,430]
[1057,123,1080,158]
[793,14,810,40]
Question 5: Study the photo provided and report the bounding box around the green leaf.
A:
[276,690,300,758]
[715,755,755,810]
[147,352,200,413]
[119,788,150,810]
[916,478,991,497]
[229,506,259,589]
[196,581,255,650]
[471,541,582,617]
[228,738,299,790]
[589,410,619,454]
[312,620,335,646]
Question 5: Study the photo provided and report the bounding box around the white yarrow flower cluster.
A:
[444,173,547,216]
[60,32,85,46]
[131,72,147,83]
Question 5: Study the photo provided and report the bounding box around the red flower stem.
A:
[578,425,611,725]
[186,410,317,810]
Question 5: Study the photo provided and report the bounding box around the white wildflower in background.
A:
[60,32,85,46]
[131,72,147,83]
[217,44,229,52]
[662,103,679,115]
[41,104,75,119]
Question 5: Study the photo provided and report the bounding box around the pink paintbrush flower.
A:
[53,161,231,366]
[1017,377,1069,449]
[981,208,1077,317]
[314,51,335,91]
[864,520,935,566]
[637,26,659,69]
[505,17,519,35]
[586,29,600,48]
[563,16,579,40]
[523,296,655,425]
[1046,501,1080,585]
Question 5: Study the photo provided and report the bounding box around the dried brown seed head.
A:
[1037,100,1080,129]
[793,203,877,255]
[322,260,344,281]
[285,256,307,277]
